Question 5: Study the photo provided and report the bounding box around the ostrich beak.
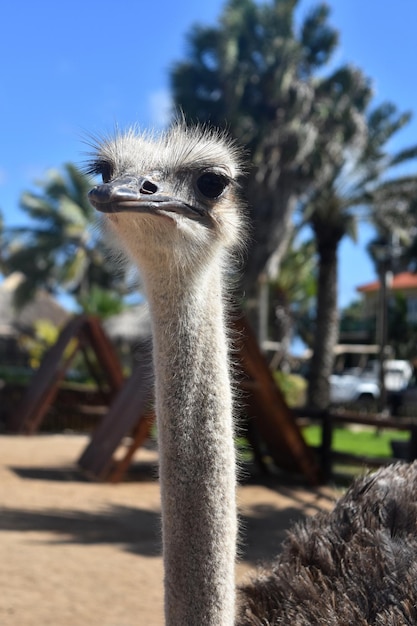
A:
[88,176,205,218]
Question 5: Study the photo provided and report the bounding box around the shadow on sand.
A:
[3,460,335,566]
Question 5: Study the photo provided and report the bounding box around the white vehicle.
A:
[330,359,412,405]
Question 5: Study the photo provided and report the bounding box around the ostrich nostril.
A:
[141,179,159,195]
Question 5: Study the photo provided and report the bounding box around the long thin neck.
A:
[144,260,237,626]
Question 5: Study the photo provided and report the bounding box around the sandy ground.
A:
[0,434,336,626]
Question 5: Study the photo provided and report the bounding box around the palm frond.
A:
[388,146,417,168]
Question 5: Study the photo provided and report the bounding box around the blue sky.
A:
[1,0,417,308]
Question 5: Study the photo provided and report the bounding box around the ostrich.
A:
[87,124,417,626]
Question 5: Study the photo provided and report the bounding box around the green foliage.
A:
[236,436,254,462]
[300,4,338,71]
[340,298,363,319]
[77,285,125,319]
[339,298,375,341]
[18,319,61,369]
[273,236,316,301]
[274,370,307,407]
[387,293,417,360]
[269,235,317,346]
[2,164,130,311]
[0,365,32,384]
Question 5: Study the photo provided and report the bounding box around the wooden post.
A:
[321,411,333,481]
[408,424,417,461]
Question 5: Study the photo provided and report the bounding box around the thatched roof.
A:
[0,273,69,338]
[104,304,152,343]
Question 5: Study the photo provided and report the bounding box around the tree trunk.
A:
[308,242,339,410]
[243,171,298,288]
[242,178,298,337]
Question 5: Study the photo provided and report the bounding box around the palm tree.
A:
[306,188,357,407]
[171,0,417,410]
[268,234,316,357]
[306,103,417,409]
[2,164,129,309]
[171,0,351,292]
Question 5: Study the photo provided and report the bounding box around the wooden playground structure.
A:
[7,314,322,485]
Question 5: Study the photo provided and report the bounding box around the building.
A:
[357,271,417,325]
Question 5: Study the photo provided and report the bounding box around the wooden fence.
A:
[294,407,417,481]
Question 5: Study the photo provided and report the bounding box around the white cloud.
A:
[148,90,173,129]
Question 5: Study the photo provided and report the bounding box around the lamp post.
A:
[371,236,399,413]
[377,257,389,412]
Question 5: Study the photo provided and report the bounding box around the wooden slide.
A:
[7,314,321,485]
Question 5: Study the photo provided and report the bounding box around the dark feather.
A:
[238,462,417,625]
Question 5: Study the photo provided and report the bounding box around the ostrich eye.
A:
[99,161,113,184]
[85,159,113,183]
[87,159,113,183]
[196,172,229,199]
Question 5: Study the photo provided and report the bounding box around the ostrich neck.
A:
[144,259,237,626]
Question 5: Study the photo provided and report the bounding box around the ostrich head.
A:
[86,124,245,276]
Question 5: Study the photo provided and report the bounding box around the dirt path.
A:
[0,434,335,625]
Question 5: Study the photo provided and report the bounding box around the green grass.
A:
[302,425,410,458]
[274,371,307,407]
